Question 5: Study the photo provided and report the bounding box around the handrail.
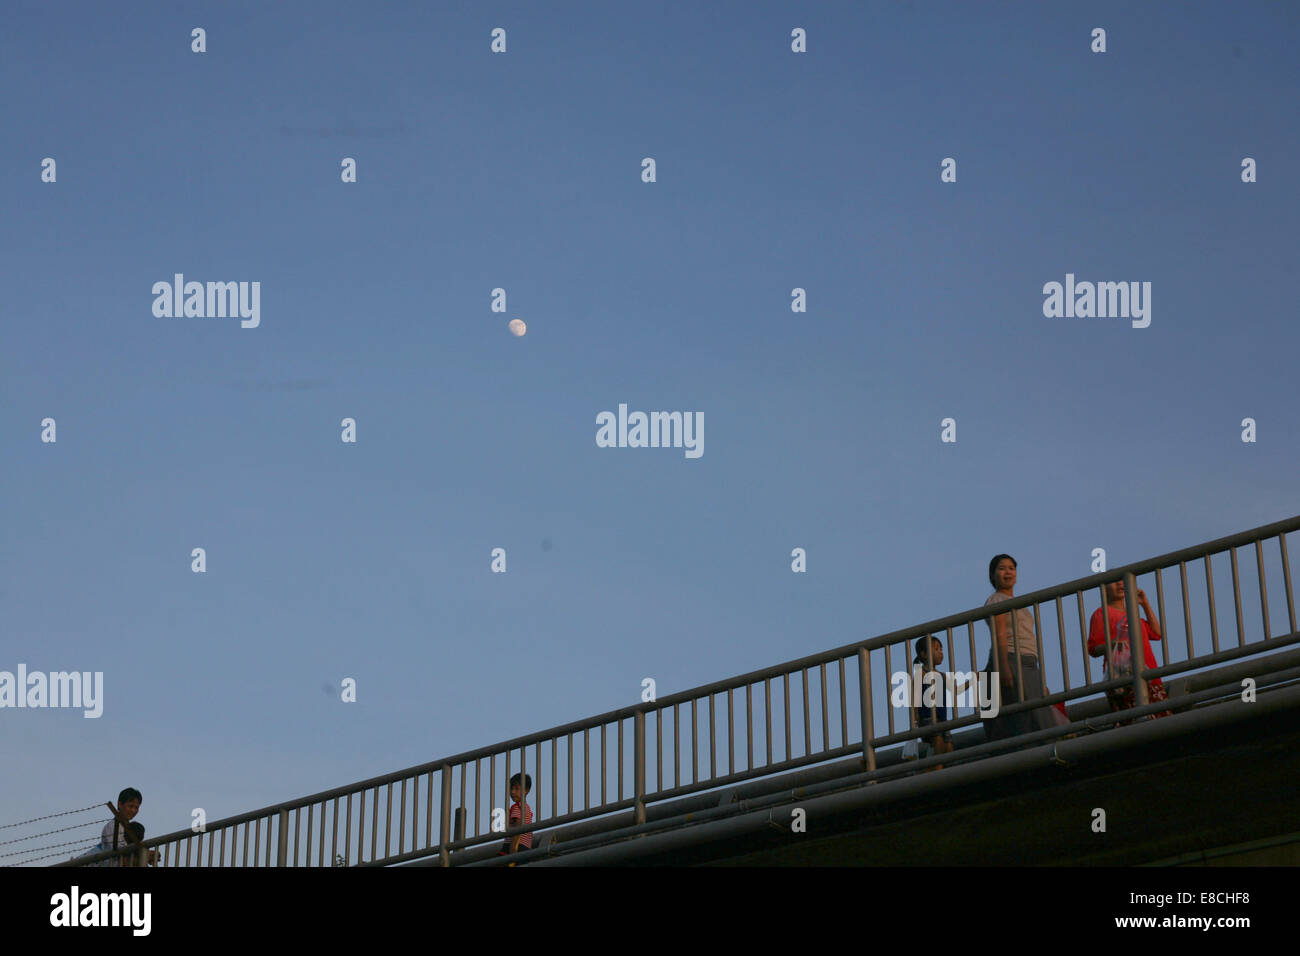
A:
[55,513,1300,867]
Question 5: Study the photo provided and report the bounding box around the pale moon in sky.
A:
[508,318,527,337]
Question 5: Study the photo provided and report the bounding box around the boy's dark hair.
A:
[509,772,532,793]
[988,554,1016,590]
[118,787,142,805]
[913,634,940,666]
[126,822,145,841]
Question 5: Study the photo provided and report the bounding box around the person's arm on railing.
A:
[508,803,522,854]
[1137,588,1162,639]
[1087,608,1108,657]
[911,661,925,721]
[991,611,1014,690]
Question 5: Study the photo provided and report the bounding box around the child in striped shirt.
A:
[498,773,533,860]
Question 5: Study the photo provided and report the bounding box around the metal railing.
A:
[60,514,1300,867]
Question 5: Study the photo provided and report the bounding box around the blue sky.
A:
[2,0,1298,858]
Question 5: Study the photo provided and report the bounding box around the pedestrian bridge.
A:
[62,515,1300,867]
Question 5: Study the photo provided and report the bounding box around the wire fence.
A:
[0,804,101,831]
[0,803,109,867]
[5,841,102,867]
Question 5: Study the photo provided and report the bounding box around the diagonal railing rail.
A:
[60,514,1300,867]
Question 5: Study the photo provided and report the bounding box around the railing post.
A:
[453,807,466,842]
[276,810,289,866]
[439,764,452,867]
[1255,539,1272,641]
[633,710,647,825]
[1123,572,1149,709]
[858,647,876,772]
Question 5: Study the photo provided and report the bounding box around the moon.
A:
[508,318,527,337]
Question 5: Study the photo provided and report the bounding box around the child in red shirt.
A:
[498,773,533,862]
[1088,580,1170,720]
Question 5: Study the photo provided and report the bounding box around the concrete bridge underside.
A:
[698,699,1300,866]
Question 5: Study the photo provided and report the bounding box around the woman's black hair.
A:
[913,634,940,666]
[988,554,1016,590]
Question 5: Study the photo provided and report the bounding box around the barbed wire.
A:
[0,804,101,831]
[4,840,102,867]
[0,836,108,860]
[8,844,100,867]
[0,818,105,847]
